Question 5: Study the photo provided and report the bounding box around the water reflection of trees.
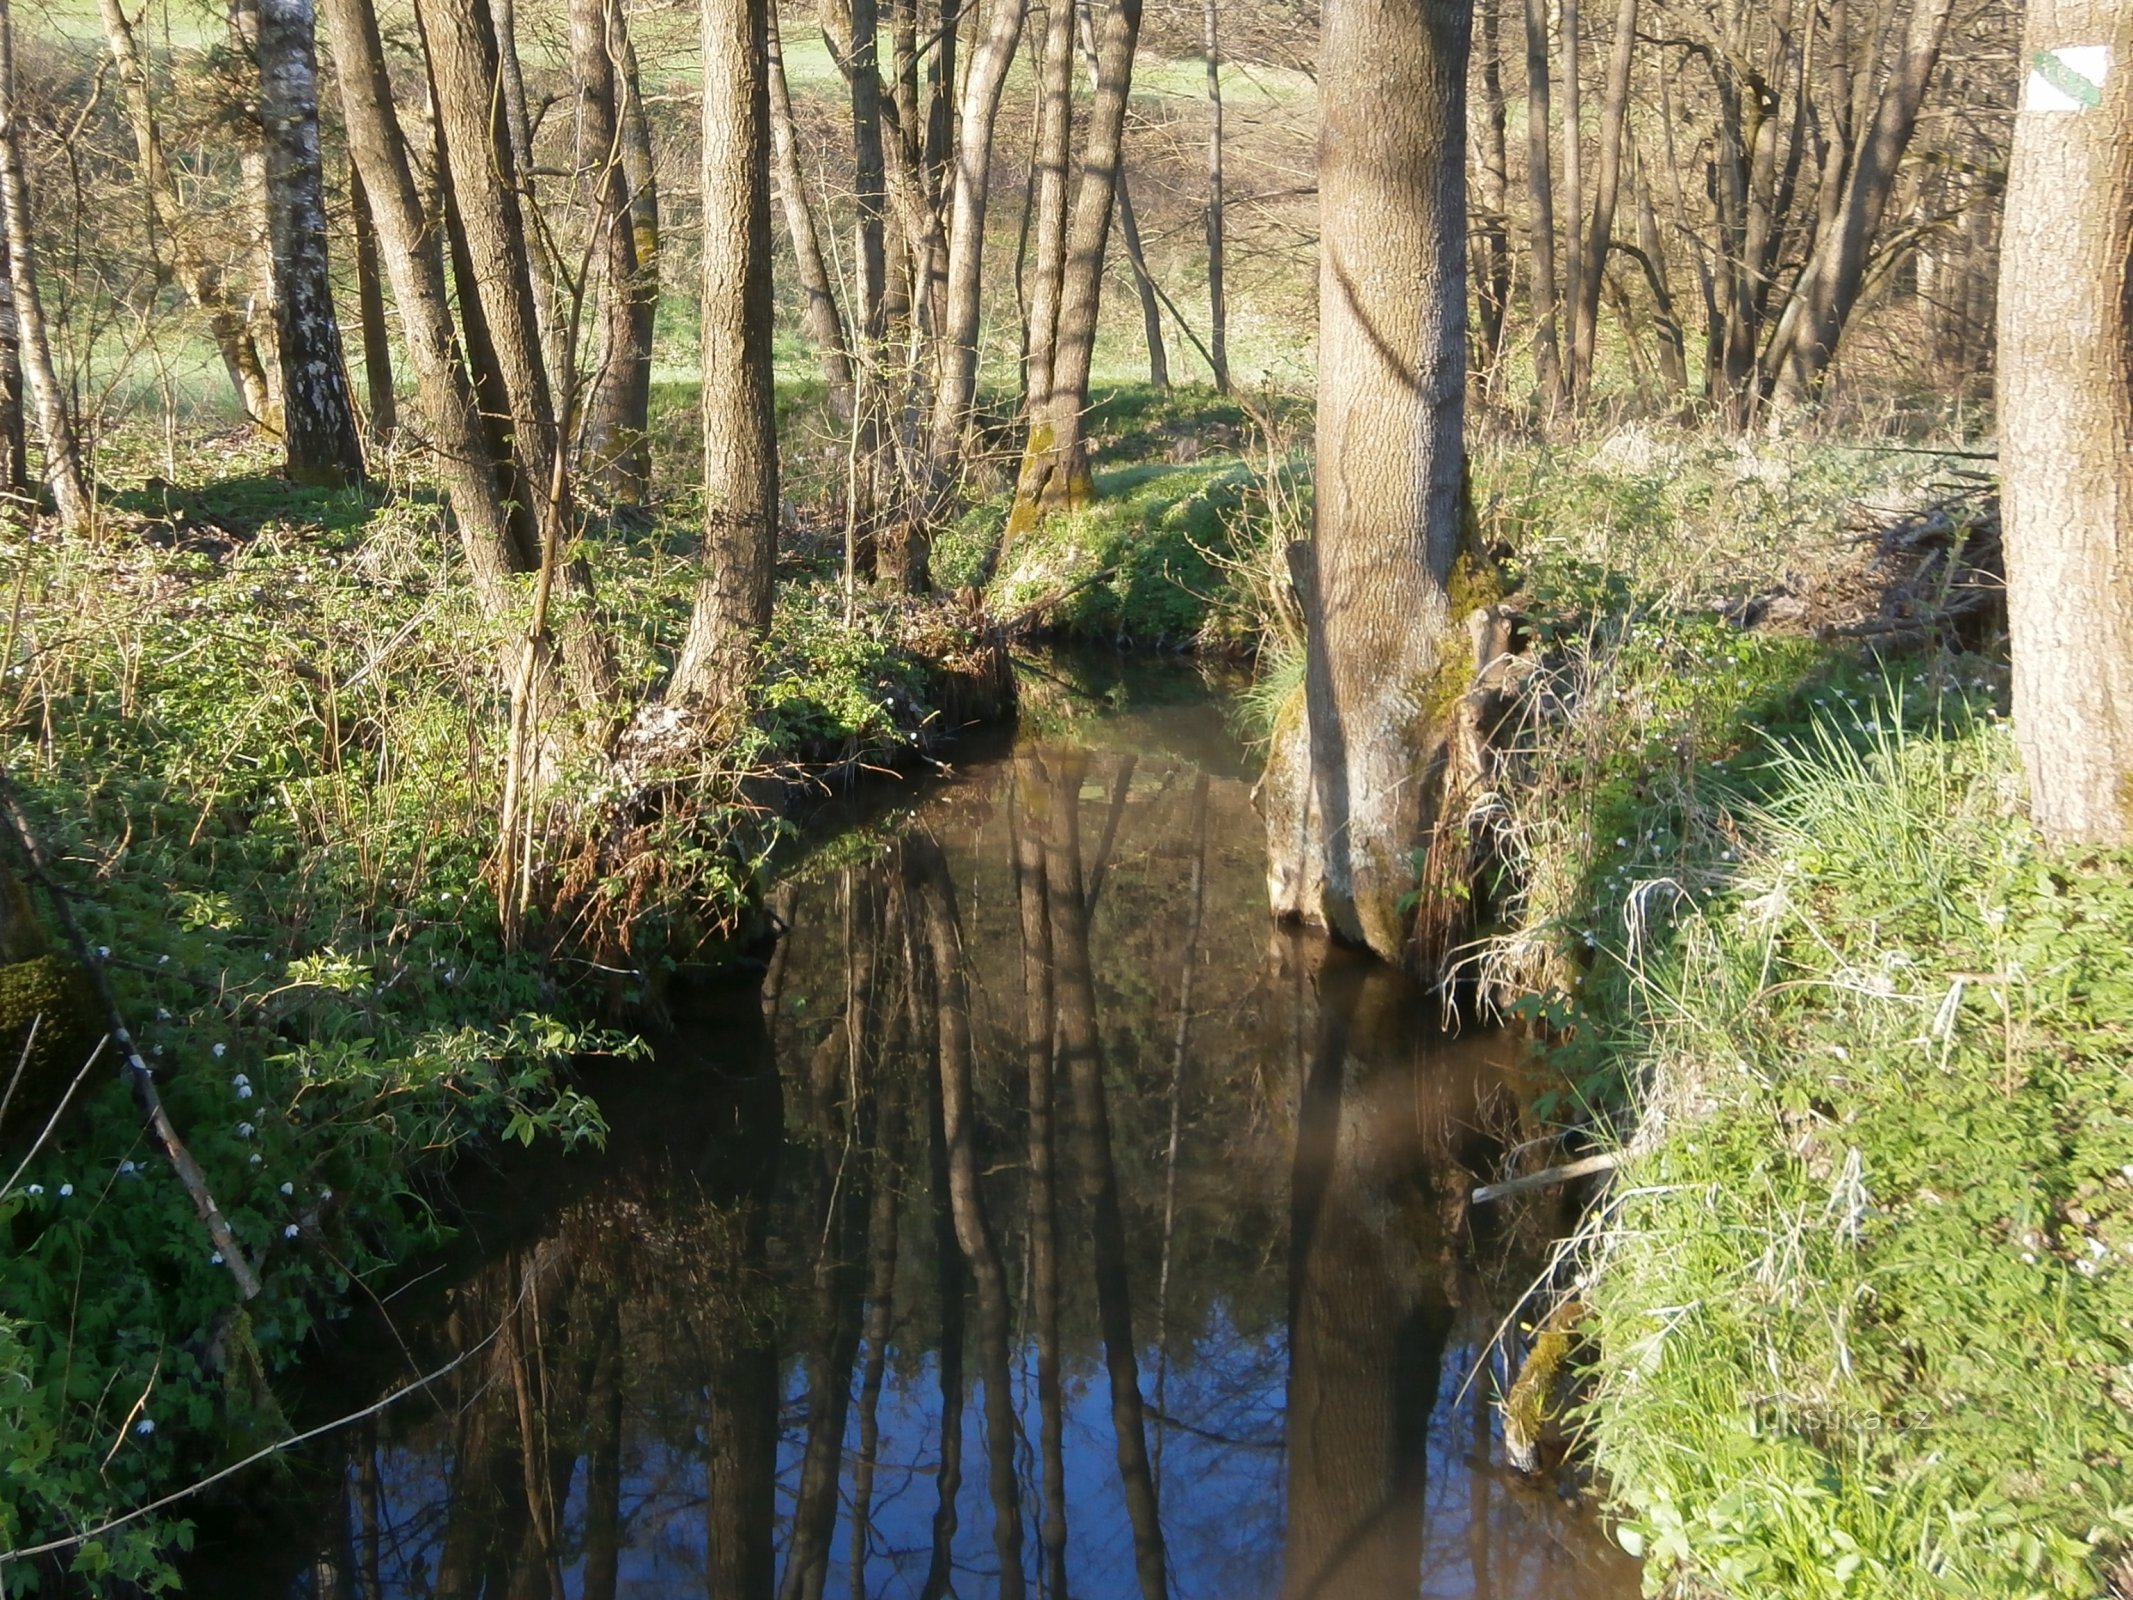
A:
[194,741,1637,1600]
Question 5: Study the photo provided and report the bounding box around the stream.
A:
[182,659,1640,1600]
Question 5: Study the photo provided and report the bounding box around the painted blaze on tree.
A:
[1262,0,1472,961]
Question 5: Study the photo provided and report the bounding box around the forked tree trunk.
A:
[1522,0,1564,418]
[1007,0,1141,533]
[259,0,366,483]
[574,0,655,498]
[1201,0,1229,391]
[768,0,855,422]
[671,0,778,708]
[98,0,278,432]
[1998,0,2133,844]
[1261,0,1469,960]
[0,0,90,532]
[927,0,1026,467]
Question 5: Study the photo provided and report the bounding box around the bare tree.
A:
[768,0,856,422]
[574,0,657,500]
[1521,0,1564,416]
[1202,0,1230,391]
[1997,0,2132,843]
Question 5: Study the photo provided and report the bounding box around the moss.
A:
[1503,1296,1591,1473]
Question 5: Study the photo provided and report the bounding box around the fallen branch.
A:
[0,769,263,1300]
[1471,1150,1622,1204]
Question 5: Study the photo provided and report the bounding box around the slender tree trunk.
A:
[0,0,90,532]
[1007,0,1141,532]
[1023,0,1077,401]
[769,0,856,422]
[228,0,283,421]
[488,0,564,382]
[99,0,278,431]
[1771,0,1955,411]
[348,165,397,438]
[671,0,778,708]
[259,0,365,483]
[1262,0,1470,960]
[1116,166,1169,389]
[915,958,967,1600]
[618,26,661,404]
[1558,0,1583,399]
[927,0,1026,466]
[575,0,656,499]
[1998,0,2133,844]
[1044,748,1169,1600]
[1630,134,1688,395]
[1522,0,1565,417]
[1201,0,1229,391]
[846,1066,903,1599]
[0,226,26,499]
[1570,0,1636,397]
[1471,0,1512,391]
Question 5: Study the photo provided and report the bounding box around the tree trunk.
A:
[927,0,1025,467]
[1522,0,1565,417]
[1116,165,1169,389]
[1772,0,1953,411]
[1262,0,1469,961]
[769,0,856,423]
[1630,133,1688,395]
[98,0,278,432]
[228,0,283,422]
[1470,0,1511,393]
[1569,0,1636,398]
[259,0,366,483]
[574,0,656,498]
[0,0,90,532]
[348,164,397,438]
[1998,0,2133,844]
[1202,0,1229,391]
[0,225,25,499]
[1558,0,1583,401]
[1007,0,1141,533]
[671,0,778,708]
[1023,0,1077,402]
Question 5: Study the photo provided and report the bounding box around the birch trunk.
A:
[259,0,366,483]
[1997,0,2133,843]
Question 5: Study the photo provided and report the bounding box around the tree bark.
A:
[1558,0,1583,401]
[671,0,779,708]
[1569,0,1636,398]
[228,0,283,421]
[1522,0,1565,418]
[1262,0,1470,961]
[927,0,1026,467]
[259,0,366,483]
[769,0,856,423]
[0,224,25,499]
[574,0,656,499]
[1997,0,2133,844]
[0,0,90,532]
[1007,0,1141,532]
[1202,0,1229,391]
[1022,0,1077,403]
[1470,0,1512,392]
[348,164,397,438]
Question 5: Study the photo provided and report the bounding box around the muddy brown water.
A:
[182,663,1640,1600]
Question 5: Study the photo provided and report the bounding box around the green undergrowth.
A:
[1566,698,2133,1598]
[0,427,999,1590]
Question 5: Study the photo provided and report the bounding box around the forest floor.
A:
[3,386,2127,1598]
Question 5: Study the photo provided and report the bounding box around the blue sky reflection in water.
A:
[182,665,1640,1600]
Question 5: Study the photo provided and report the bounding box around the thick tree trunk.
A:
[574,0,655,499]
[1521,0,1565,417]
[671,0,778,708]
[769,1,856,423]
[99,0,278,432]
[1007,0,1141,532]
[927,0,1025,466]
[1202,0,1229,391]
[348,165,397,438]
[1998,0,2133,844]
[1569,0,1636,397]
[1262,0,1469,961]
[0,0,90,532]
[1771,0,1953,411]
[259,0,365,483]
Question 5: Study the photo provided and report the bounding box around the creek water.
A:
[183,660,1640,1600]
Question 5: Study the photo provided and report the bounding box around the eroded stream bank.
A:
[182,662,1638,1599]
